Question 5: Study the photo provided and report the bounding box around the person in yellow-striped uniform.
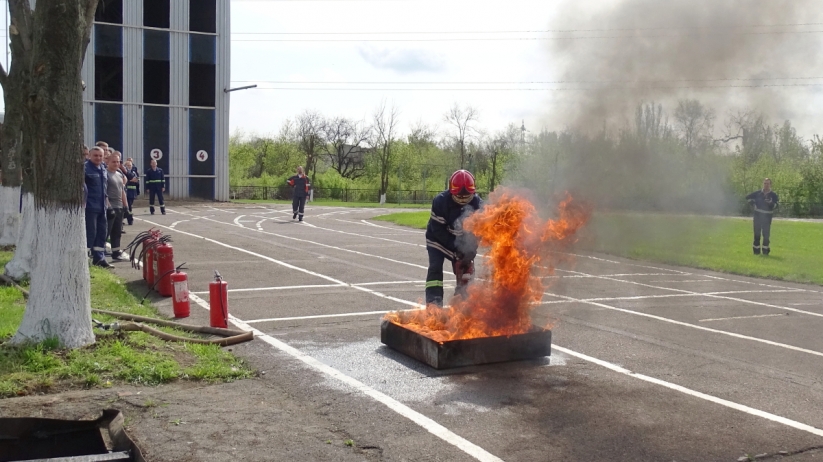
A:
[424,170,482,306]
[145,158,166,215]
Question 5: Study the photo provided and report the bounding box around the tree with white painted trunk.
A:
[2,0,99,348]
[0,1,35,258]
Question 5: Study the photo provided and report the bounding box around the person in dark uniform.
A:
[424,169,482,306]
[287,166,310,221]
[746,177,779,255]
[84,147,111,268]
[145,158,165,215]
[123,159,139,225]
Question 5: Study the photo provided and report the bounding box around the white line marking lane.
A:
[544,290,823,358]
[555,268,823,319]
[699,313,789,322]
[186,293,503,462]
[139,215,823,452]
[168,210,429,270]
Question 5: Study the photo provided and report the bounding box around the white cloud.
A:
[358,47,446,73]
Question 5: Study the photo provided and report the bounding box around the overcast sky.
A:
[229,0,562,138]
[0,0,820,140]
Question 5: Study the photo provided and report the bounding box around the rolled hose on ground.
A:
[92,309,254,346]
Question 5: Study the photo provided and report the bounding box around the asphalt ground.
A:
[123,203,823,461]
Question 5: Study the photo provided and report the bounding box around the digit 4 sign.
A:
[196,150,209,162]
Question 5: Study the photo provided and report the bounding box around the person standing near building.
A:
[84,147,111,268]
[105,153,128,260]
[287,166,310,221]
[746,177,779,255]
[123,159,139,225]
[424,170,483,306]
[145,158,165,215]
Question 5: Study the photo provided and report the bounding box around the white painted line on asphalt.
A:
[556,268,823,319]
[539,290,804,305]
[169,219,189,229]
[553,345,823,438]
[245,310,397,324]
[169,210,429,270]
[353,280,427,286]
[138,217,424,310]
[190,283,346,295]
[543,273,674,279]
[544,290,823,358]
[166,214,823,451]
[651,280,715,283]
[699,313,788,322]
[232,215,246,227]
[791,302,823,306]
[187,293,501,462]
[247,213,426,249]
[359,219,384,228]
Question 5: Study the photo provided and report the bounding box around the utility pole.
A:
[521,120,527,146]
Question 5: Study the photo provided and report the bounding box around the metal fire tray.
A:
[381,320,551,369]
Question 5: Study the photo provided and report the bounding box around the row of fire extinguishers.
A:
[125,229,230,328]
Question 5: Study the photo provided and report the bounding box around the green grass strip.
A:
[372,211,823,285]
[0,251,252,398]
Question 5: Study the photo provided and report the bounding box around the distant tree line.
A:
[230,99,823,215]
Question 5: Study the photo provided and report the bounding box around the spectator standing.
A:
[105,153,128,260]
[123,159,139,225]
[286,166,310,221]
[126,157,140,196]
[145,158,166,215]
[746,178,779,255]
[84,147,111,268]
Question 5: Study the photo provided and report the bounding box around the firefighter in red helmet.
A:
[424,169,483,306]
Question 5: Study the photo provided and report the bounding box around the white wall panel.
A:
[215,0,231,201]
[169,107,187,199]
[122,1,143,165]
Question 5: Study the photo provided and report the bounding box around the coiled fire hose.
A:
[92,309,253,346]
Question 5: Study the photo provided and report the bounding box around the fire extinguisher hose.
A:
[92,309,254,346]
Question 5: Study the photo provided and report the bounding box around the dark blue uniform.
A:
[124,169,139,224]
[145,167,165,215]
[287,174,310,221]
[424,191,482,305]
[84,160,108,264]
[746,189,779,255]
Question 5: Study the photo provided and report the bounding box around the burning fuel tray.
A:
[381,320,551,369]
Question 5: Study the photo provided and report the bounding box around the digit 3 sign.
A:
[150,149,163,161]
[196,150,209,162]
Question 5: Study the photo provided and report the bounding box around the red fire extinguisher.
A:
[209,270,228,328]
[155,243,175,297]
[145,240,157,288]
[170,269,190,318]
[142,235,156,283]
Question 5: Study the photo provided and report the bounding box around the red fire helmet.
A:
[449,170,476,204]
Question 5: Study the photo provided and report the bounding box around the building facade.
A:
[82,0,231,201]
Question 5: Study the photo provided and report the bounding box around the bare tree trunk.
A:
[11,0,97,348]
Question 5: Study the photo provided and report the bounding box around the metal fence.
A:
[229,185,488,205]
[230,185,823,217]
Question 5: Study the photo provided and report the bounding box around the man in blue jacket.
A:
[746,178,779,255]
[425,170,482,306]
[145,159,165,215]
[84,147,111,268]
[286,166,310,221]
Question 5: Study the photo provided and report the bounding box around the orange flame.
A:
[384,188,591,342]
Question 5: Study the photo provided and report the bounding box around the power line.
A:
[231,77,823,84]
[231,23,823,35]
[231,30,823,42]
[247,84,823,91]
